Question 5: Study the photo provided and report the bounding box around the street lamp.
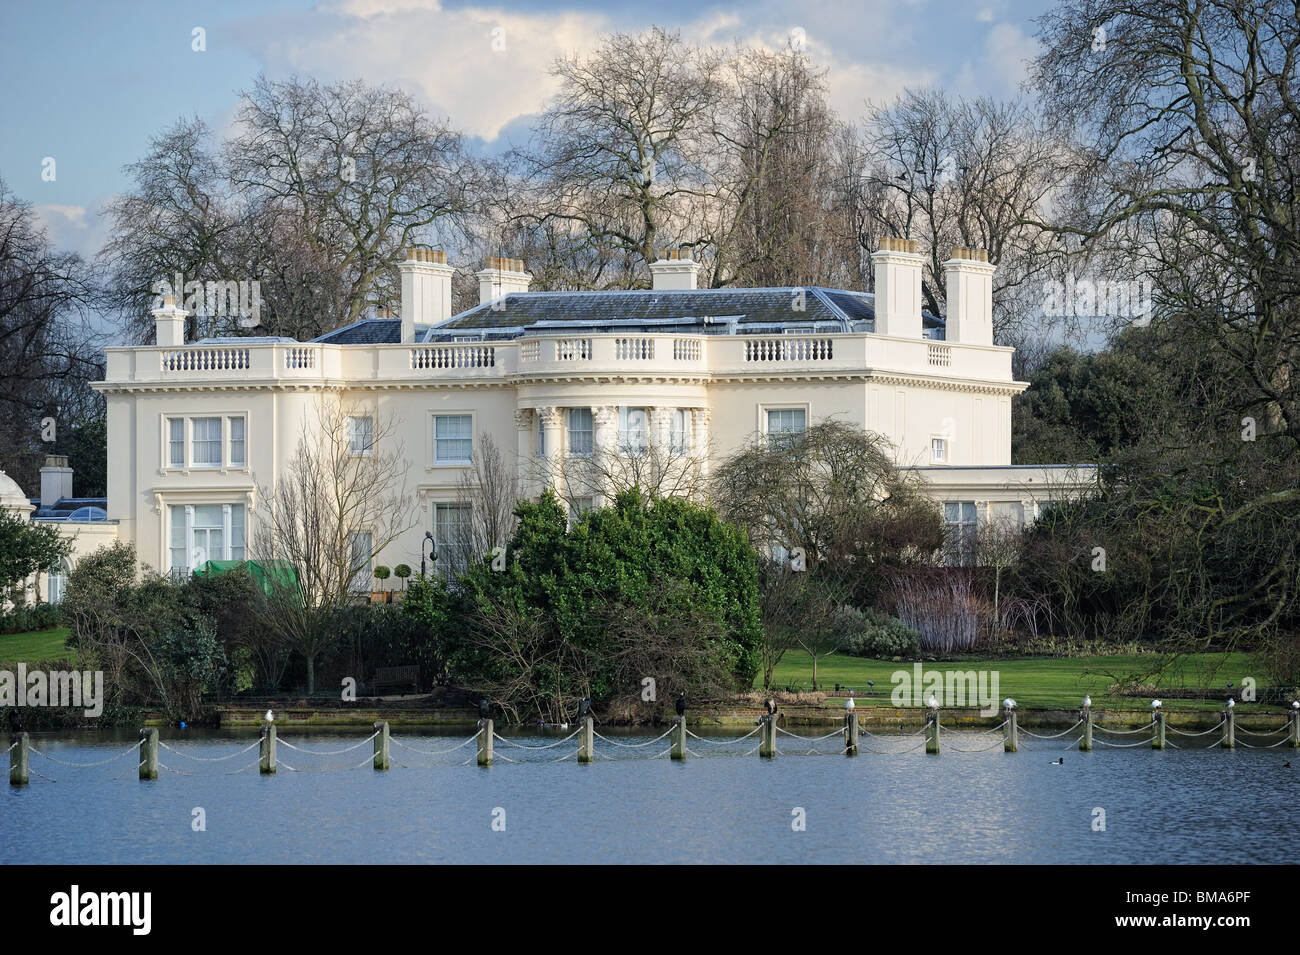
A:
[420,530,436,578]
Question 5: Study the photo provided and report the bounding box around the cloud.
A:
[954,21,1039,98]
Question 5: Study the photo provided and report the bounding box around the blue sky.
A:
[1,0,1056,261]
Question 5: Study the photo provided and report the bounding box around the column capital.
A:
[538,406,564,428]
[514,408,534,430]
[592,405,618,427]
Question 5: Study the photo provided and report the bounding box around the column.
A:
[592,406,618,505]
[538,407,563,492]
[691,408,711,478]
[514,408,533,495]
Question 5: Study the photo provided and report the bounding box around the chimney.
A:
[399,248,456,344]
[40,454,73,507]
[649,247,700,290]
[870,237,924,338]
[153,293,187,347]
[943,246,995,346]
[476,256,532,305]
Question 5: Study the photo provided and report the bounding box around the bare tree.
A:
[252,398,415,693]
[451,432,520,576]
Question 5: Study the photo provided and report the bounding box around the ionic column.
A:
[591,406,619,504]
[538,406,564,492]
[692,408,712,477]
[514,408,534,495]
[649,407,673,456]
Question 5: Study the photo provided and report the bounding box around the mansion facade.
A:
[79,239,1094,586]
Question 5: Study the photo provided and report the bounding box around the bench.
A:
[372,665,420,696]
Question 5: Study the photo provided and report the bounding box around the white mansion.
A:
[70,238,1092,586]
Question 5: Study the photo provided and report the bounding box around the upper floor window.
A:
[229,416,246,467]
[192,417,223,467]
[931,437,948,464]
[348,415,375,456]
[433,414,472,464]
[619,406,648,455]
[167,418,184,467]
[766,408,806,449]
[568,408,593,456]
[669,409,690,455]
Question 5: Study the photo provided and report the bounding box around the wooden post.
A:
[1221,707,1236,749]
[1152,710,1166,750]
[259,724,276,774]
[577,716,594,763]
[1290,709,1300,749]
[477,718,493,766]
[139,728,158,780]
[373,721,390,770]
[9,732,28,786]
[670,718,686,760]
[844,712,859,756]
[1080,708,1093,751]
[1004,709,1018,753]
[759,716,776,758]
[925,710,940,755]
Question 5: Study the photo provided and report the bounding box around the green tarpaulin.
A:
[194,559,300,596]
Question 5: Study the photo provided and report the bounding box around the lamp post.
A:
[420,531,436,578]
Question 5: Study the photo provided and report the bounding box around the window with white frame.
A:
[434,502,472,576]
[537,414,546,458]
[349,531,374,592]
[167,418,185,467]
[191,417,223,467]
[48,557,70,603]
[943,501,979,565]
[931,437,948,464]
[168,503,246,574]
[619,406,648,455]
[766,407,806,448]
[669,409,690,455]
[433,414,472,464]
[228,416,246,467]
[569,496,595,528]
[567,408,593,456]
[348,415,375,456]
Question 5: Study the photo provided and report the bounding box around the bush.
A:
[0,602,62,635]
[837,607,921,658]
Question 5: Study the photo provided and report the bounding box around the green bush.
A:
[0,602,62,635]
[837,607,921,658]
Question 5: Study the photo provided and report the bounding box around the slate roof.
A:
[31,497,110,522]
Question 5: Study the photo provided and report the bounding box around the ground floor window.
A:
[169,503,246,573]
[47,557,70,603]
[434,502,472,576]
[943,500,979,565]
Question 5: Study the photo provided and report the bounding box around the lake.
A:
[4,724,1296,864]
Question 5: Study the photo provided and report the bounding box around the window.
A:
[229,416,246,467]
[670,409,690,455]
[192,417,222,467]
[766,408,806,448]
[931,437,948,464]
[569,496,594,528]
[167,418,184,467]
[619,406,648,455]
[47,557,70,604]
[348,415,374,456]
[567,408,593,456]
[943,501,979,565]
[433,414,472,464]
[169,503,246,574]
[349,531,374,593]
[434,502,472,576]
[537,414,546,458]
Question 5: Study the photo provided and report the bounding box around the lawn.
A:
[0,627,72,664]
[765,649,1270,711]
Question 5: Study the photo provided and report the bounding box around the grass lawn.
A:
[0,627,72,664]
[766,649,1269,711]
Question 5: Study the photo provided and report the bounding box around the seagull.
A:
[1003,697,1016,710]
[1151,699,1162,710]
[264,709,274,723]
[675,694,686,718]
[1226,698,1236,709]
[1293,701,1299,710]
[845,693,856,711]
[765,698,777,716]
[926,694,939,710]
[1082,695,1092,709]
[1051,757,1064,765]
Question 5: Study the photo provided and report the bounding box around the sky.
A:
[0,0,1056,264]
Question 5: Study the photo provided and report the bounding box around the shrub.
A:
[0,602,62,635]
[838,607,921,658]
[373,565,391,583]
[884,567,983,654]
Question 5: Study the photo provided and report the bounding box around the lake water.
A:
[4,725,1296,864]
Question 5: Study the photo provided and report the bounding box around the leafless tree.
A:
[251,398,415,693]
[451,432,521,575]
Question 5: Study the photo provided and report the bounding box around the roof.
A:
[31,496,110,522]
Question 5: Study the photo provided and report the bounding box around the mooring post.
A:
[759,716,776,758]
[477,718,493,766]
[1290,706,1300,748]
[259,723,276,774]
[1221,705,1236,749]
[139,728,158,780]
[845,711,859,756]
[1004,708,1018,753]
[1080,705,1093,751]
[925,709,940,755]
[373,721,390,771]
[9,732,29,786]
[577,716,594,763]
[670,717,686,760]
[1152,710,1166,750]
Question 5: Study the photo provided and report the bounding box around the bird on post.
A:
[578,698,592,722]
[765,698,777,717]
[845,691,855,712]
[264,709,274,723]
[675,694,686,718]
[478,698,490,723]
